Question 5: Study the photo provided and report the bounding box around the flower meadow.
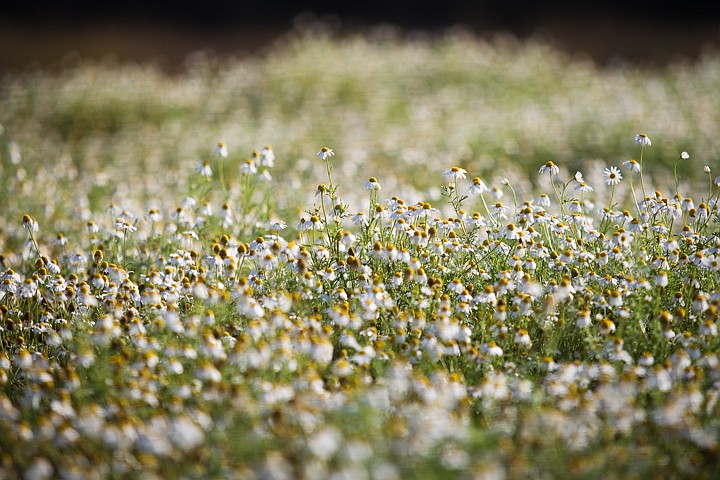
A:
[2,33,720,479]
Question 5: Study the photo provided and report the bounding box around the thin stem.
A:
[218,156,227,197]
[628,173,641,216]
[708,172,714,201]
[550,176,566,218]
[123,230,128,268]
[27,229,41,260]
[479,193,498,227]
[638,145,648,206]
[507,183,519,213]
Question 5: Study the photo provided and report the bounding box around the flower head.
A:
[539,161,559,176]
[365,177,381,191]
[260,145,275,167]
[634,133,651,146]
[623,159,641,173]
[443,167,467,180]
[467,177,488,196]
[680,151,690,160]
[240,159,257,174]
[215,141,228,158]
[603,166,623,186]
[196,161,213,178]
[317,147,334,160]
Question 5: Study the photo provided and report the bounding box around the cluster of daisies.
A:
[1,137,719,478]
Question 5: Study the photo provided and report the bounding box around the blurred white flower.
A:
[365,177,381,190]
[623,159,641,172]
[316,146,334,160]
[539,161,559,176]
[196,161,213,178]
[214,141,228,157]
[443,167,467,180]
[634,133,651,146]
[467,177,488,196]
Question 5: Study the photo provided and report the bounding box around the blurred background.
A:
[2,0,720,71]
[3,0,720,228]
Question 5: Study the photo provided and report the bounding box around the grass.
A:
[1,29,720,478]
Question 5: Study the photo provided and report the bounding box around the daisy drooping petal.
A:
[467,177,488,196]
[539,161,560,176]
[317,147,334,160]
[443,167,467,180]
[215,141,228,158]
[365,177,382,191]
[634,133,651,146]
[623,159,641,173]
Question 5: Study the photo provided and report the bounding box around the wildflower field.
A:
[2,31,720,478]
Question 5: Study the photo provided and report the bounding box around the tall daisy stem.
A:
[638,145,648,207]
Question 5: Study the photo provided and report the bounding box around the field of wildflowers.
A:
[1,31,720,478]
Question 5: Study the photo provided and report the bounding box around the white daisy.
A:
[443,167,467,180]
[603,166,623,186]
[214,141,228,158]
[634,133,651,146]
[539,161,559,176]
[467,177,488,196]
[365,177,381,191]
[317,146,334,160]
[623,159,641,172]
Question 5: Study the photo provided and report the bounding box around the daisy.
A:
[365,177,381,191]
[145,209,162,223]
[214,141,228,158]
[533,194,551,207]
[490,186,504,200]
[316,146,334,160]
[351,212,368,227]
[680,151,689,160]
[575,309,592,328]
[634,133,651,146]
[443,167,467,180]
[575,182,593,193]
[603,166,623,186]
[258,145,275,167]
[467,177,488,196]
[268,219,287,231]
[195,161,213,178]
[539,161,559,176]
[240,159,257,175]
[623,159,641,173]
[600,318,616,335]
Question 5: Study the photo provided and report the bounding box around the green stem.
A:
[218,156,227,197]
[551,177,566,218]
[628,173,641,217]
[27,229,41,260]
[638,145,648,207]
[479,193,498,227]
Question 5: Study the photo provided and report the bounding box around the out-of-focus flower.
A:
[634,133,651,146]
[539,161,559,176]
[443,167,467,180]
[317,146,334,160]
